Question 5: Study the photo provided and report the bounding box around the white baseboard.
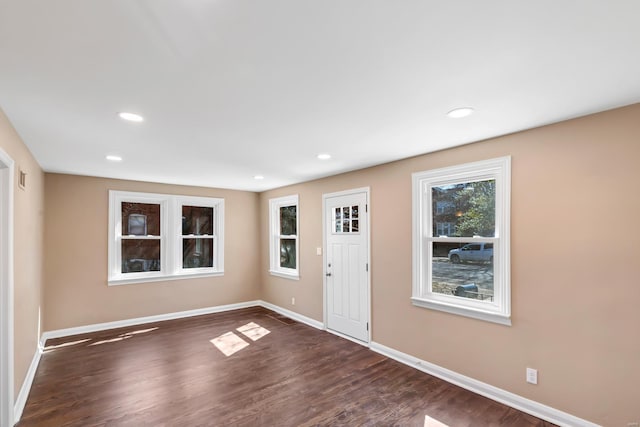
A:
[40,300,323,344]
[369,341,599,427]
[258,300,324,330]
[41,301,261,342]
[13,337,44,424]
[325,328,368,347]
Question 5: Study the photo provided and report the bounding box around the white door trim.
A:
[322,187,371,344]
[0,148,15,427]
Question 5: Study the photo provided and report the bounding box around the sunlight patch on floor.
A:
[210,332,250,356]
[89,327,159,346]
[424,415,449,427]
[90,336,129,346]
[44,338,92,353]
[126,327,159,335]
[236,322,270,341]
[210,322,270,356]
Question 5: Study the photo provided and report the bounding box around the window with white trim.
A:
[109,191,224,285]
[269,195,299,279]
[412,157,511,325]
[176,197,223,274]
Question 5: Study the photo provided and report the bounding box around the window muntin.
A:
[269,195,299,279]
[109,191,224,285]
[412,157,511,325]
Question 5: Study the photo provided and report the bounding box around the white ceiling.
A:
[1,1,639,192]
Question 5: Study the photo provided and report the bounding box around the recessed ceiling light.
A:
[254,175,264,180]
[106,155,122,162]
[118,112,144,122]
[317,153,331,160]
[446,107,475,118]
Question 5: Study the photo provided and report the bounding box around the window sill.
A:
[108,270,224,286]
[269,270,300,281]
[411,297,511,326]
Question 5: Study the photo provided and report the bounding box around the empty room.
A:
[1,1,639,426]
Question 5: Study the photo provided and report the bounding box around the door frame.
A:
[322,187,371,345]
[0,148,14,427]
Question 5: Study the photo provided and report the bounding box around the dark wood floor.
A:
[18,307,555,426]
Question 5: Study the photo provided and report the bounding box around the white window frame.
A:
[269,194,299,280]
[108,191,224,285]
[412,157,511,325]
[175,195,224,276]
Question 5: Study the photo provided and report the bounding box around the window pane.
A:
[122,240,160,273]
[351,205,359,219]
[432,242,494,301]
[182,206,213,235]
[183,238,214,268]
[431,180,495,237]
[122,203,160,236]
[352,219,359,232]
[280,206,297,235]
[280,239,296,269]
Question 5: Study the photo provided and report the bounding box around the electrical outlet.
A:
[526,368,538,384]
[316,247,322,256]
[291,297,295,305]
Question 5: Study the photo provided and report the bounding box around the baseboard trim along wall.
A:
[40,301,262,341]
[13,336,44,424]
[258,301,324,330]
[15,301,597,427]
[369,341,600,427]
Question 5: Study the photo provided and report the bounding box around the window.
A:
[435,222,455,237]
[333,205,360,233]
[412,157,511,325]
[120,200,163,275]
[177,197,223,273]
[435,201,453,215]
[269,195,299,279]
[109,191,224,285]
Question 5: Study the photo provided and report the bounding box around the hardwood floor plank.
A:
[18,307,555,426]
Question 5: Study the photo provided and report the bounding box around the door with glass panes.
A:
[324,189,369,343]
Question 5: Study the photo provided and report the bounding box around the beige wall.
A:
[259,104,640,425]
[0,109,45,398]
[43,174,260,330]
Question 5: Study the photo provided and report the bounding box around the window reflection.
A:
[122,240,160,273]
[122,202,160,236]
[280,239,296,269]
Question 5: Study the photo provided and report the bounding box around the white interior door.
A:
[324,189,369,343]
